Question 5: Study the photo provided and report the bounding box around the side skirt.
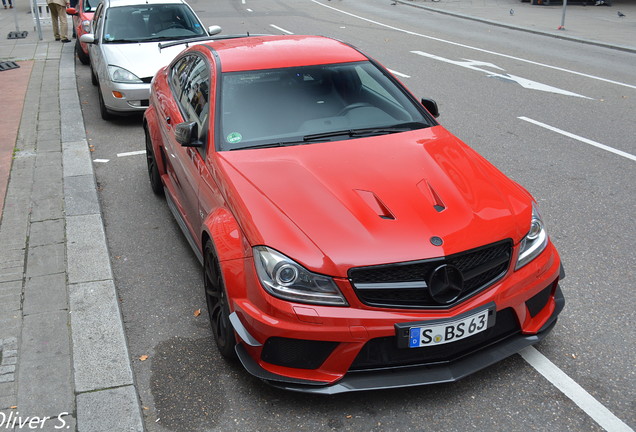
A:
[164,187,203,265]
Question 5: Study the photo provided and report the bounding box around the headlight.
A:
[108,66,142,83]
[515,203,549,270]
[253,246,348,306]
[81,20,91,33]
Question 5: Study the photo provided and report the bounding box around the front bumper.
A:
[102,81,150,114]
[225,241,564,393]
[234,286,564,394]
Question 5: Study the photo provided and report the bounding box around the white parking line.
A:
[310,0,636,90]
[519,117,636,162]
[388,68,410,78]
[270,24,293,35]
[117,150,146,158]
[520,347,634,432]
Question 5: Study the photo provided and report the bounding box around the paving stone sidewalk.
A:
[0,3,144,431]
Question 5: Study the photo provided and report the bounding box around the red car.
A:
[143,35,564,394]
[67,0,97,65]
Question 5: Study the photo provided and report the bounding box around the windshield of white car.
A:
[103,4,206,43]
[219,61,434,151]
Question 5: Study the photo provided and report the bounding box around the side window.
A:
[169,54,211,141]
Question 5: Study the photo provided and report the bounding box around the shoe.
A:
[3,5,7,9]
[9,4,12,7]
[55,37,61,41]
[61,38,71,43]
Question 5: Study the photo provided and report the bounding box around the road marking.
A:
[519,117,636,162]
[246,8,252,12]
[93,159,110,163]
[413,51,591,99]
[388,68,410,78]
[270,24,294,35]
[117,150,146,158]
[520,347,634,432]
[310,0,636,90]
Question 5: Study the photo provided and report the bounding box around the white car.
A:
[80,0,220,120]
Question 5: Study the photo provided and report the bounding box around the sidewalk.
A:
[0,1,633,431]
[0,2,144,431]
[400,0,636,52]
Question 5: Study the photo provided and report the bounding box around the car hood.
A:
[102,42,190,80]
[218,126,532,275]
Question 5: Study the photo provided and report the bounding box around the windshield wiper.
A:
[303,126,411,141]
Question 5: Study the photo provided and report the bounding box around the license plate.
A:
[395,305,495,349]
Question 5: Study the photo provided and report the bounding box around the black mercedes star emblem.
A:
[428,264,464,305]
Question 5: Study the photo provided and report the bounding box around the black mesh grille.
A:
[261,338,338,370]
[349,240,512,309]
[350,308,519,371]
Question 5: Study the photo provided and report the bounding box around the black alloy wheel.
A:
[204,241,237,359]
[145,130,163,195]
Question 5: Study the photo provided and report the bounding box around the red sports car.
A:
[67,0,97,65]
[143,35,564,394]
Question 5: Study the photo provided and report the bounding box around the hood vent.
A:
[418,180,446,213]
[355,189,395,220]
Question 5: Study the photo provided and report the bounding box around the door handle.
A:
[165,116,171,124]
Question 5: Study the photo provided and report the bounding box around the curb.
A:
[60,43,145,431]
[396,0,636,54]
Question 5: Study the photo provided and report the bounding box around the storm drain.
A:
[0,337,18,383]
[0,61,20,72]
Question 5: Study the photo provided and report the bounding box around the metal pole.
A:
[559,0,568,30]
[32,0,43,40]
[12,0,20,32]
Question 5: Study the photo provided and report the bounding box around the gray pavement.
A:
[0,0,633,431]
[0,2,143,431]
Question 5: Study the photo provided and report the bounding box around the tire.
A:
[90,65,98,86]
[204,240,237,360]
[145,129,163,195]
[97,86,113,121]
[75,39,89,65]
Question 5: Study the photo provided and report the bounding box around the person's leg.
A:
[2,0,6,9]
[49,3,61,40]
[57,4,70,41]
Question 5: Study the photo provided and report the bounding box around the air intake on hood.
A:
[418,180,446,213]
[355,189,395,220]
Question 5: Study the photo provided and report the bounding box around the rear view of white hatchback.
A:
[81,0,220,120]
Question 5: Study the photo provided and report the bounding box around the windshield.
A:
[83,0,97,13]
[103,4,206,43]
[219,61,433,151]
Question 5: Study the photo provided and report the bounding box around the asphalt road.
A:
[75,0,635,431]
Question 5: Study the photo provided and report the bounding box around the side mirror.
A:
[421,98,439,118]
[208,25,222,36]
[79,33,95,44]
[175,122,204,147]
[65,7,78,15]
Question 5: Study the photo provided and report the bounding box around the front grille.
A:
[348,240,512,309]
[349,308,520,371]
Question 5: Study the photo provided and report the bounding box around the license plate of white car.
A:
[400,306,495,348]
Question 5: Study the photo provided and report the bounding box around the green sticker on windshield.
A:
[227,132,242,144]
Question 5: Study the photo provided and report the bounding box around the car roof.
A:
[104,0,186,7]
[205,35,369,73]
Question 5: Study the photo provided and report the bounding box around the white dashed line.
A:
[270,24,294,35]
[519,117,636,162]
[117,150,147,158]
[520,347,634,432]
[93,159,110,163]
